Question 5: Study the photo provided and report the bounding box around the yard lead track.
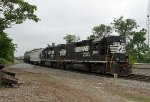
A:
[121,74,150,83]
[40,66,150,83]
[21,62,150,83]
[72,69,150,83]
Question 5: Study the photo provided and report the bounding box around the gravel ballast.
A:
[0,63,150,102]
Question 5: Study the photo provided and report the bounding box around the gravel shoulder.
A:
[0,63,150,102]
[132,68,150,76]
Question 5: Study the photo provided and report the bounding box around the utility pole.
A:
[147,0,150,47]
[147,15,150,47]
[0,1,3,20]
[0,1,3,33]
[0,1,2,15]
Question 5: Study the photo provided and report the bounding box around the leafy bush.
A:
[0,58,12,65]
[0,32,16,63]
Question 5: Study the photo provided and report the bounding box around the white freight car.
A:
[30,48,44,64]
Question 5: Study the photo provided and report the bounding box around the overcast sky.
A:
[6,0,148,57]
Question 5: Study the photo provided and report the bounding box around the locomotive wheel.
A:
[60,63,65,69]
[42,62,46,67]
[56,62,61,68]
[91,64,96,72]
[94,64,106,74]
[99,66,106,74]
[49,62,53,67]
[65,63,73,70]
[87,64,92,72]
[65,63,70,70]
[53,62,58,68]
[91,64,100,73]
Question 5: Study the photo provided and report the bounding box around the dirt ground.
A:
[0,63,150,102]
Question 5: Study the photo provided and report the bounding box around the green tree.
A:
[111,16,149,63]
[0,32,16,63]
[0,0,39,32]
[142,50,150,63]
[92,24,112,38]
[0,0,39,64]
[112,16,138,42]
[127,29,149,63]
[87,34,96,40]
[63,34,80,44]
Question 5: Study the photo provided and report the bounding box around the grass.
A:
[0,58,14,67]
[0,58,13,65]
[124,94,150,102]
[0,81,5,88]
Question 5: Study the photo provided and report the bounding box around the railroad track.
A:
[25,63,150,83]
[65,70,150,83]
[121,74,150,83]
[44,67,150,83]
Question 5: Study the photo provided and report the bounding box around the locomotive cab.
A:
[103,36,132,76]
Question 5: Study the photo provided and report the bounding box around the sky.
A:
[5,0,148,57]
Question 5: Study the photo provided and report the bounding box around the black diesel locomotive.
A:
[24,36,132,76]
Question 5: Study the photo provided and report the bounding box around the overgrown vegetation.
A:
[0,81,12,88]
[125,94,150,102]
[0,32,16,63]
[0,0,39,64]
[0,58,12,64]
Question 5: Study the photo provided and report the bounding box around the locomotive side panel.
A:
[90,39,107,62]
[65,43,76,61]
[74,40,92,62]
[41,46,55,66]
